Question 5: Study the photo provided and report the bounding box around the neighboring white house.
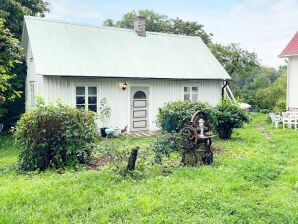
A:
[280,32,298,112]
[21,16,231,132]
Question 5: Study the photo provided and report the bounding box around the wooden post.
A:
[127,147,139,171]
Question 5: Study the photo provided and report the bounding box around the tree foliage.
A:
[103,9,213,44]
[0,18,22,118]
[256,72,287,112]
[0,0,49,124]
[0,0,49,39]
[209,43,260,97]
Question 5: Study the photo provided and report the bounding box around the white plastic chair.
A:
[294,113,298,130]
[283,112,296,129]
[274,114,282,129]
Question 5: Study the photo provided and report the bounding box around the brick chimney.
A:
[134,16,146,37]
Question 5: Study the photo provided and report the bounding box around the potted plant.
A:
[99,98,111,137]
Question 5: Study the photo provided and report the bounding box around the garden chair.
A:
[282,112,296,129]
[294,113,298,130]
[273,114,282,129]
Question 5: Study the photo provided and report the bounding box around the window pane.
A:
[192,94,198,101]
[88,96,97,104]
[184,94,190,101]
[76,104,85,109]
[88,105,97,112]
[192,87,198,93]
[133,91,146,99]
[76,96,85,104]
[184,87,189,94]
[76,87,85,95]
[88,87,97,95]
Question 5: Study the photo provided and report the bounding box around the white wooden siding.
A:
[25,42,44,110]
[288,56,298,111]
[41,76,222,131]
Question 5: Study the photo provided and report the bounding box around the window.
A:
[76,86,97,112]
[30,82,35,107]
[133,91,146,99]
[184,86,198,101]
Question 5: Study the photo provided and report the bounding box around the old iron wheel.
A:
[182,126,198,150]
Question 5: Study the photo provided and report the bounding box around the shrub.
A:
[150,132,184,164]
[95,138,151,176]
[214,100,250,139]
[157,100,210,132]
[15,98,98,171]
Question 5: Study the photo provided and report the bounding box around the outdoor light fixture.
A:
[121,82,128,90]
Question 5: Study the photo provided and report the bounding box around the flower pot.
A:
[113,128,120,137]
[100,127,108,137]
[105,128,115,137]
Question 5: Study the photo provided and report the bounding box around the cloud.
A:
[46,0,102,22]
[207,0,298,67]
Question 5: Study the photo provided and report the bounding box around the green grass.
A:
[0,136,19,170]
[1,114,298,223]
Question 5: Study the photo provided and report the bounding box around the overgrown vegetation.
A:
[15,99,98,171]
[156,100,210,132]
[0,0,49,129]
[213,99,250,139]
[1,115,298,222]
[157,100,249,140]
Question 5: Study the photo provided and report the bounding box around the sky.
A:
[46,0,298,68]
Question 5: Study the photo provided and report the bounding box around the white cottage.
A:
[21,16,231,132]
[280,32,298,112]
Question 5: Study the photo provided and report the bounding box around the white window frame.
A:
[29,81,35,108]
[184,86,199,102]
[75,85,98,112]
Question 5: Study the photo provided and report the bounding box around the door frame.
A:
[130,86,150,132]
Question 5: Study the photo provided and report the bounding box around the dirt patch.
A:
[257,123,272,141]
[212,144,224,154]
[88,155,111,170]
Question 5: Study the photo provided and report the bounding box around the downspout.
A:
[222,80,229,99]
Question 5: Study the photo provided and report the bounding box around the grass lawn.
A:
[1,114,298,223]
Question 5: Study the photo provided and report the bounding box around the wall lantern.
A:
[121,82,128,91]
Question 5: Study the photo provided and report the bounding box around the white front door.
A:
[130,87,149,132]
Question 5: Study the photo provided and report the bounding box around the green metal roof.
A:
[22,16,231,80]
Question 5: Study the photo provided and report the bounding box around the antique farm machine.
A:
[181,111,214,166]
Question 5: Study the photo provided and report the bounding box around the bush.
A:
[214,100,249,139]
[157,100,210,132]
[95,138,151,176]
[150,132,184,164]
[15,99,98,171]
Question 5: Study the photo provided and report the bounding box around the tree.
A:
[0,0,49,127]
[0,18,22,118]
[170,18,212,44]
[0,0,49,39]
[209,43,260,99]
[103,9,213,44]
[256,71,287,111]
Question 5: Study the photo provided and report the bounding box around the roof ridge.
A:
[24,16,202,40]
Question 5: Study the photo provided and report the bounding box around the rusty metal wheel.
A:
[182,126,198,149]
